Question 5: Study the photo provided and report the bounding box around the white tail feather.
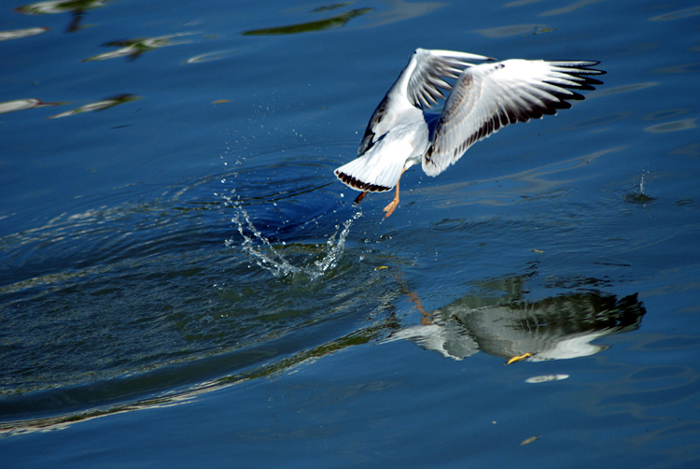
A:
[335,148,406,192]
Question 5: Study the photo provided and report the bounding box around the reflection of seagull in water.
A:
[386,289,645,362]
[334,48,605,217]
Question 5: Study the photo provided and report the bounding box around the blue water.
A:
[2,0,700,467]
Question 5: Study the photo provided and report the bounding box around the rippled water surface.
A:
[2,0,700,467]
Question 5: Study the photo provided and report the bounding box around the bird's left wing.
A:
[423,60,605,176]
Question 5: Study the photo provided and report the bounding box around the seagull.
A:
[334,48,605,217]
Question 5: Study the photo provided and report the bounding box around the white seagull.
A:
[334,48,605,217]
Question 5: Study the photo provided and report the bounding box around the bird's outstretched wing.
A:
[422,60,605,176]
[357,48,492,157]
[405,49,494,109]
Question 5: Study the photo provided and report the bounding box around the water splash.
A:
[222,191,361,280]
[625,170,657,205]
[216,138,360,279]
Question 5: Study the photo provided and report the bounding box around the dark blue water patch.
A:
[5,335,695,468]
[0,303,395,422]
[0,152,392,412]
[0,236,391,404]
[598,375,699,410]
[642,337,700,351]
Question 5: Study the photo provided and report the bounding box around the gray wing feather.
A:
[406,49,490,109]
[423,60,605,176]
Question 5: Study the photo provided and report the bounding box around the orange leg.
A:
[383,168,406,218]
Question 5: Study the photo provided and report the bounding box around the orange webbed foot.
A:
[383,197,399,218]
[383,169,405,218]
